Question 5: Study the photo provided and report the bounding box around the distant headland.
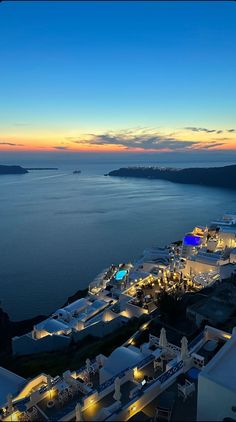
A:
[0,165,59,175]
[26,167,58,171]
[107,164,236,189]
[0,165,28,175]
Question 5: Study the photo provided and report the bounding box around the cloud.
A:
[66,129,225,152]
[200,142,225,149]
[0,142,24,146]
[53,145,69,150]
[185,127,216,133]
[69,133,197,151]
[185,127,235,134]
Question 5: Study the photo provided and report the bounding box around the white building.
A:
[197,328,236,421]
[0,367,26,408]
[211,213,236,227]
[99,346,144,383]
[218,227,236,249]
[230,248,236,264]
[12,298,111,356]
[183,250,222,276]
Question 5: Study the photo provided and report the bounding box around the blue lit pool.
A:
[183,234,201,246]
[115,269,128,281]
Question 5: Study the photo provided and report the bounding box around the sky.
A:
[0,1,236,154]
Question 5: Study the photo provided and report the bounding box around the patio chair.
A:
[67,386,74,398]
[177,379,195,402]
[154,358,163,372]
[26,406,38,420]
[18,413,30,422]
[57,390,68,406]
[57,395,64,407]
[154,391,175,421]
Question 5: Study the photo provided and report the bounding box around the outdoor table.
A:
[203,339,218,352]
[47,400,55,408]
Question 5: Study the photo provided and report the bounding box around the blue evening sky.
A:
[0,1,235,141]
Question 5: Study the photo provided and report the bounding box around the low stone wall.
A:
[12,332,71,356]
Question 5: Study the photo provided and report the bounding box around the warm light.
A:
[141,322,149,330]
[223,333,231,339]
[8,411,20,421]
[133,368,143,381]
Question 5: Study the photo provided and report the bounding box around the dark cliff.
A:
[108,164,236,189]
[0,165,28,175]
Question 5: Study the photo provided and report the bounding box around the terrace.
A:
[1,326,232,422]
[36,388,85,421]
[103,327,230,421]
[129,375,198,421]
[82,380,137,421]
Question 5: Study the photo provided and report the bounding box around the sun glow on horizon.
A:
[0,126,236,153]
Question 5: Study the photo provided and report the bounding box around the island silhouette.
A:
[107,164,236,189]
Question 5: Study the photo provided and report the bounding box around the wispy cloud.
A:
[0,141,24,146]
[185,127,216,133]
[185,127,235,134]
[200,142,225,149]
[53,145,69,150]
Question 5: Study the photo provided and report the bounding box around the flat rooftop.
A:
[188,253,220,265]
[200,334,236,392]
[0,367,26,407]
[188,297,234,323]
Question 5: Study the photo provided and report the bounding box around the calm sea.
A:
[1,156,236,320]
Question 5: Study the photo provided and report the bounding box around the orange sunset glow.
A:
[0,127,235,153]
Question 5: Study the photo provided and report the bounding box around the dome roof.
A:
[103,346,143,375]
[36,318,70,334]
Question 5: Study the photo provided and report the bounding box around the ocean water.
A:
[1,156,236,320]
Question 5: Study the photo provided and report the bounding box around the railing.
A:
[189,331,204,351]
[75,357,97,378]
[141,359,184,392]
[137,354,155,369]
[192,353,205,369]
[166,343,181,354]
[98,372,124,393]
[104,360,184,420]
[149,335,180,356]
[98,354,155,393]
[156,360,183,385]
[149,334,159,346]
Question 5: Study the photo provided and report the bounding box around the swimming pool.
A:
[115,269,128,281]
